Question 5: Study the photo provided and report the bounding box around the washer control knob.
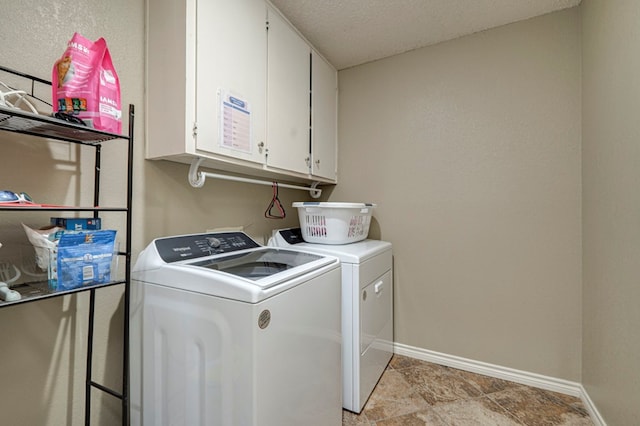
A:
[207,237,221,249]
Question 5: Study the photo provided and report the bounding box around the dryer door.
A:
[360,270,393,354]
[359,269,393,410]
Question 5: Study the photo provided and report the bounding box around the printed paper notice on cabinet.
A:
[220,91,252,154]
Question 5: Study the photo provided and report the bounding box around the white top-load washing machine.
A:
[130,231,342,426]
[269,228,393,413]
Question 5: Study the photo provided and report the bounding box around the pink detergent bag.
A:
[52,32,122,133]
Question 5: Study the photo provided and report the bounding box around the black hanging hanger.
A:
[264,182,286,219]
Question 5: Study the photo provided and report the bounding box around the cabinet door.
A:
[195,0,267,164]
[311,51,338,181]
[266,7,311,175]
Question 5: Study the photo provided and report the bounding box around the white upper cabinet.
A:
[311,50,338,180]
[146,0,337,183]
[146,0,198,160]
[265,6,311,176]
[195,0,267,165]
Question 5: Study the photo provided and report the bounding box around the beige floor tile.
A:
[488,386,594,426]
[450,369,522,395]
[361,369,431,421]
[432,397,524,425]
[537,390,591,418]
[367,368,414,398]
[342,409,372,426]
[397,363,483,405]
[374,408,448,426]
[389,354,434,370]
[342,355,594,426]
[364,392,432,422]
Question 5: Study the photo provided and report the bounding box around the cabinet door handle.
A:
[374,281,384,295]
[315,159,320,166]
[305,157,311,166]
[258,142,265,153]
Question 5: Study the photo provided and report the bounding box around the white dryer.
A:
[130,231,342,426]
[270,228,393,413]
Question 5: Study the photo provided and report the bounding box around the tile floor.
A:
[342,355,594,426]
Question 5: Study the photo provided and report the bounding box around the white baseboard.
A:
[578,383,607,426]
[393,342,606,426]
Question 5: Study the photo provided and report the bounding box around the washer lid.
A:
[190,248,325,281]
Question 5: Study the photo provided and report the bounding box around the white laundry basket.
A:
[293,202,376,245]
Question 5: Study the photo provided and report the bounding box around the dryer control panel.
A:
[276,227,304,245]
[154,232,260,263]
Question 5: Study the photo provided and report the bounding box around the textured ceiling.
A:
[269,0,582,70]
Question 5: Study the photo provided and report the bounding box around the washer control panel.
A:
[154,232,260,263]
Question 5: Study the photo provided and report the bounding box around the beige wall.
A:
[0,1,301,425]
[582,0,640,424]
[335,8,583,380]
